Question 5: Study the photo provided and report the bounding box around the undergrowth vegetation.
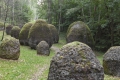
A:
[0,31,119,80]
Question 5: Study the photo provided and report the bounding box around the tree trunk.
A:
[1,0,10,41]
[0,6,1,19]
[58,0,62,34]
[12,0,14,25]
[47,0,52,24]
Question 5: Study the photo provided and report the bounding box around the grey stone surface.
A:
[103,46,120,77]
[6,25,13,35]
[66,21,94,48]
[0,37,20,60]
[36,41,50,56]
[48,41,104,80]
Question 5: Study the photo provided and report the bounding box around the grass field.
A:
[0,31,120,80]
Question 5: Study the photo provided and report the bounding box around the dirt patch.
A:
[51,45,60,53]
[30,65,47,80]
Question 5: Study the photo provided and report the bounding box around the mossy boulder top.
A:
[48,41,104,80]
[19,22,33,45]
[66,21,94,48]
[0,37,20,60]
[48,24,59,43]
[12,26,20,30]
[6,25,13,35]
[11,26,21,39]
[28,19,53,49]
[103,46,120,77]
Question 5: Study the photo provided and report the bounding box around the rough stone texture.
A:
[103,46,120,77]
[19,22,32,45]
[0,37,20,60]
[11,26,20,39]
[66,21,94,48]
[48,41,104,80]
[48,24,59,43]
[6,25,13,35]
[28,19,53,49]
[36,41,50,56]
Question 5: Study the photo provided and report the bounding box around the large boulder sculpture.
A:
[28,19,53,49]
[11,26,20,39]
[103,46,120,77]
[48,24,59,43]
[48,41,104,80]
[19,22,32,45]
[36,41,50,56]
[6,25,13,35]
[66,21,94,47]
[0,37,20,60]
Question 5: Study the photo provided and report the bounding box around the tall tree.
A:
[1,0,10,41]
[47,0,52,23]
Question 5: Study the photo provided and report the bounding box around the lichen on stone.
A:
[103,46,120,77]
[48,41,104,80]
[0,37,20,60]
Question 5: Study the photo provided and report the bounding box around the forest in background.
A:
[0,0,120,51]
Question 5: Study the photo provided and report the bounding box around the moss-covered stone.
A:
[48,41,104,80]
[28,19,53,49]
[66,21,94,48]
[0,37,20,60]
[36,41,50,56]
[48,24,59,43]
[19,22,32,45]
[6,25,13,35]
[103,46,120,77]
[11,26,20,39]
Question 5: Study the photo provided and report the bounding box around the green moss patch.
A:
[19,22,32,45]
[66,21,95,48]
[11,26,21,39]
[28,19,53,49]
[48,24,59,43]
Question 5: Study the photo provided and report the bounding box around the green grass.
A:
[0,31,120,80]
[0,46,55,80]
[53,32,66,48]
